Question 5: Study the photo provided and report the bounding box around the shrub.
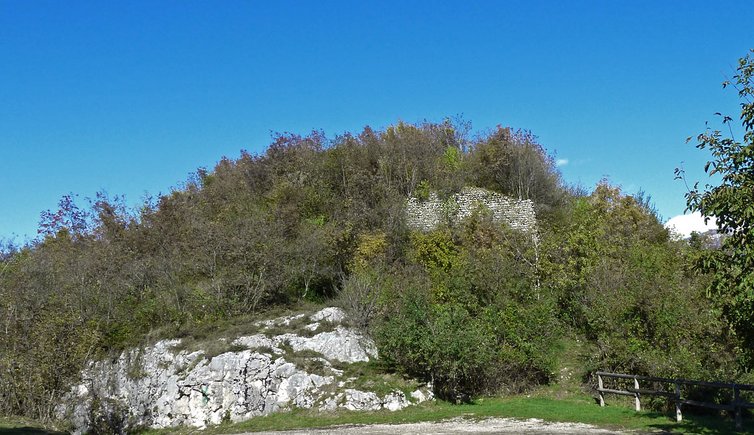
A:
[337,265,387,331]
[374,218,560,400]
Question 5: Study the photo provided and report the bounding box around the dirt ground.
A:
[249,417,625,434]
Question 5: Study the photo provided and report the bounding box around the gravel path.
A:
[249,417,625,434]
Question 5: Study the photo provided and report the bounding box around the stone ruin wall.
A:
[405,187,537,234]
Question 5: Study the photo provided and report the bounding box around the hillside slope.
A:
[1,119,744,427]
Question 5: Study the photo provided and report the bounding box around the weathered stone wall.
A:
[405,187,537,233]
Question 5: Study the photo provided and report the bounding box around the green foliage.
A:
[414,180,431,201]
[442,146,462,171]
[88,395,130,435]
[0,113,744,425]
[468,126,564,212]
[409,230,458,273]
[0,304,101,421]
[541,182,736,381]
[681,49,754,368]
[337,263,389,331]
[375,220,559,400]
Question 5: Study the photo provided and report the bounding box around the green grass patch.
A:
[149,301,327,351]
[137,393,754,434]
[333,360,422,398]
[156,302,329,360]
[280,348,329,376]
[0,417,66,435]
[136,332,753,434]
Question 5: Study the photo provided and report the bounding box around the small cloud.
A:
[664,212,717,239]
[556,158,569,167]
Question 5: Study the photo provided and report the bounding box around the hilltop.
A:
[0,119,747,431]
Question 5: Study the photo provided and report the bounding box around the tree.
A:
[682,49,754,367]
[469,127,564,212]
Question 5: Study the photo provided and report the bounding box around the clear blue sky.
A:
[1,0,752,242]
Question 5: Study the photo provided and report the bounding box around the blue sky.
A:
[1,0,752,242]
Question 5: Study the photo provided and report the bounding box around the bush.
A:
[541,183,738,382]
[375,279,560,400]
[337,265,386,331]
[374,220,560,400]
[1,118,744,421]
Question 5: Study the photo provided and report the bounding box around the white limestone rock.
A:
[319,393,343,411]
[342,389,382,411]
[231,334,282,353]
[309,307,346,323]
[382,390,410,411]
[57,307,413,435]
[256,313,307,329]
[410,387,434,403]
[280,326,377,363]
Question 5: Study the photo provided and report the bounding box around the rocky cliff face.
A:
[57,308,432,434]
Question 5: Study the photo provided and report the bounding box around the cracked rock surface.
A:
[57,307,432,434]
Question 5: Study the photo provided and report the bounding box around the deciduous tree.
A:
[682,49,754,366]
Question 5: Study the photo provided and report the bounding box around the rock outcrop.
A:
[57,308,432,434]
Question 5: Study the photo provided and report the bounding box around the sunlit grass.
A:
[139,393,752,434]
[0,416,65,434]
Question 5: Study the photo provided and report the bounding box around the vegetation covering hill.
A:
[2,51,753,427]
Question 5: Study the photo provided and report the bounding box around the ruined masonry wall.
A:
[405,187,537,233]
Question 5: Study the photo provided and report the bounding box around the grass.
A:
[137,394,753,434]
[0,417,65,435]
[164,301,333,358]
[279,348,329,376]
[6,393,752,435]
[137,334,753,434]
[142,301,332,374]
[332,360,423,398]
[149,301,328,351]
[10,320,751,434]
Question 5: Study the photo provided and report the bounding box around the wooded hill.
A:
[0,119,747,422]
